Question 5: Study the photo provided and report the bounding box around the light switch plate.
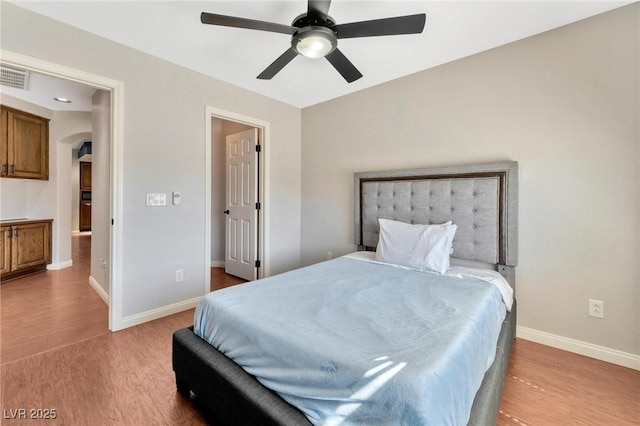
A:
[146,193,166,206]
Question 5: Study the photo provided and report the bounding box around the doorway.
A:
[205,107,269,293]
[1,50,124,330]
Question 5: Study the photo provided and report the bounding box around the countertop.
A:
[1,218,54,225]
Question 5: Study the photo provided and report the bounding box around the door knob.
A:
[224,210,230,215]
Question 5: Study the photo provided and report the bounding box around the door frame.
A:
[1,49,125,331]
[204,106,268,294]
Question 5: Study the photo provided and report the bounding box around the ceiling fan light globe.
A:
[292,27,337,59]
[297,35,333,58]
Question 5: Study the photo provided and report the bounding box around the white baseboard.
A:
[47,260,73,270]
[117,296,202,330]
[211,261,225,268]
[517,326,640,371]
[89,276,109,305]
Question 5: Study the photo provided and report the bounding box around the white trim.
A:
[517,326,640,371]
[118,296,202,329]
[1,49,125,332]
[204,108,212,295]
[211,261,225,268]
[47,260,73,270]
[89,276,109,305]
[109,67,125,332]
[204,106,271,292]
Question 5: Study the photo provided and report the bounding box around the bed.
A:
[173,161,518,425]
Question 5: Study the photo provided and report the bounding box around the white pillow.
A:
[375,218,457,274]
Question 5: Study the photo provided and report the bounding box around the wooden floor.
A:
[497,340,639,426]
[1,241,638,425]
[1,234,108,364]
[0,236,244,365]
[209,267,245,291]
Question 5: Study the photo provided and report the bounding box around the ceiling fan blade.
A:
[201,12,296,35]
[325,48,362,83]
[257,48,298,80]
[330,13,426,39]
[308,0,332,23]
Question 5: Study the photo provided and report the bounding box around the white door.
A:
[225,128,258,280]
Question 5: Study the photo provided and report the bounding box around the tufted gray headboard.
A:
[354,162,518,284]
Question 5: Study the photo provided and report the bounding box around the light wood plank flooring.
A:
[1,234,108,364]
[1,240,638,425]
[1,234,244,365]
[210,267,246,291]
[497,339,639,426]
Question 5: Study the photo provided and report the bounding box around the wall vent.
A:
[0,64,30,90]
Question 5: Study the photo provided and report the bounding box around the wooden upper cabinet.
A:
[80,162,92,190]
[0,105,49,180]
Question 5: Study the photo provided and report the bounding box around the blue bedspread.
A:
[194,256,507,425]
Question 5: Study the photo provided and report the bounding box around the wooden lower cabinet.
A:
[0,225,12,275]
[0,219,52,283]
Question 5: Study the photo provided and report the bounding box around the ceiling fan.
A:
[201,0,426,83]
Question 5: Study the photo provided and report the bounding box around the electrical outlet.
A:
[327,251,333,260]
[175,269,184,283]
[588,299,604,319]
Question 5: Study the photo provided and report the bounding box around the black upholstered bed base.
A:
[172,302,515,426]
[172,326,311,425]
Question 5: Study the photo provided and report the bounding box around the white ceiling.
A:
[4,1,633,109]
[1,70,97,112]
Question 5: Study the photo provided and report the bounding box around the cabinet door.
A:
[7,110,49,180]
[0,109,7,177]
[0,226,11,275]
[80,162,92,190]
[79,202,92,231]
[13,222,51,271]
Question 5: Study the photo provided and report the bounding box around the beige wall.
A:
[71,150,80,232]
[49,110,93,266]
[1,3,302,318]
[302,4,639,355]
[90,90,110,295]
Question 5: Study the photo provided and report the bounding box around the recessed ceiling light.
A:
[54,97,72,103]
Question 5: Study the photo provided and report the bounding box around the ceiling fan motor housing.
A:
[291,13,336,28]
